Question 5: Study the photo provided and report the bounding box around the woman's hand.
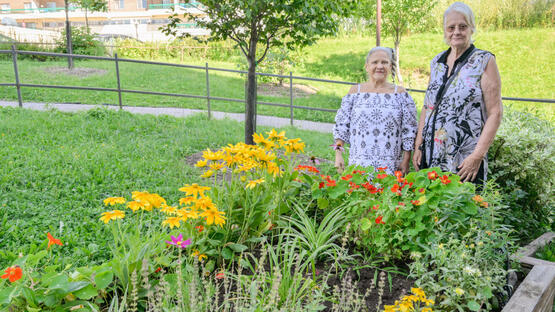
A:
[412,148,422,171]
[457,153,482,182]
[335,153,345,174]
[400,150,411,175]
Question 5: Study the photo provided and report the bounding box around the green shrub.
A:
[55,27,105,56]
[489,106,555,242]
[0,43,56,61]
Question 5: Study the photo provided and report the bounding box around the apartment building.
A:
[0,0,186,13]
[0,0,65,12]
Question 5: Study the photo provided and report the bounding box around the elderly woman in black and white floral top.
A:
[333,47,417,175]
[412,2,502,184]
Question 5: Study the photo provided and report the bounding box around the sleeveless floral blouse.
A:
[421,46,493,180]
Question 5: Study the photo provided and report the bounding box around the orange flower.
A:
[377,167,388,171]
[341,174,353,181]
[391,184,401,194]
[375,216,385,224]
[372,205,379,210]
[1,266,23,282]
[427,171,438,180]
[47,232,63,249]
[440,175,451,184]
[326,179,336,187]
[319,182,325,189]
[215,272,225,279]
[195,225,204,233]
[377,174,387,179]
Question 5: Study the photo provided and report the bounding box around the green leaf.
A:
[360,218,371,231]
[27,250,48,267]
[221,247,233,260]
[480,286,493,299]
[462,202,478,215]
[0,286,16,305]
[228,243,248,253]
[94,271,113,290]
[47,274,69,290]
[467,300,481,311]
[317,197,329,210]
[66,281,90,293]
[74,284,97,300]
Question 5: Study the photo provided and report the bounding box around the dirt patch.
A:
[257,82,318,98]
[43,67,108,78]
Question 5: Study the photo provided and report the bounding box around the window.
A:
[0,3,10,12]
[118,0,124,9]
[26,22,36,28]
[24,2,33,10]
[162,0,171,4]
[46,2,56,9]
[137,0,147,9]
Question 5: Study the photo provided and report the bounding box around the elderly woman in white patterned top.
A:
[412,2,502,184]
[333,47,417,175]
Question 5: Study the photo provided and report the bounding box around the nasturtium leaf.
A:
[467,300,481,311]
[221,247,233,260]
[74,284,98,300]
[229,243,248,253]
[94,271,113,290]
[317,198,329,210]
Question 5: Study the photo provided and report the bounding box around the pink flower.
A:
[166,234,191,249]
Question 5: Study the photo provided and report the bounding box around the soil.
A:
[257,82,318,98]
[42,66,108,78]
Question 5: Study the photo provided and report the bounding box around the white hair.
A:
[366,46,394,64]
[443,2,476,43]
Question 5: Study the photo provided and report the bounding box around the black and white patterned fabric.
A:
[333,87,417,174]
[422,48,493,179]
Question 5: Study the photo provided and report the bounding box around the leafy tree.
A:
[161,0,353,144]
[381,0,437,84]
[70,0,108,32]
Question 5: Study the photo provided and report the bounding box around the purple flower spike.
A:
[166,234,192,249]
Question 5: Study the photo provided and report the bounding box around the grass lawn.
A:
[0,106,334,268]
[0,28,552,123]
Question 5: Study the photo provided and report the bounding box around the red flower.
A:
[47,232,63,249]
[215,272,225,280]
[428,171,438,180]
[390,184,401,194]
[326,180,336,187]
[341,174,353,181]
[411,200,420,205]
[372,205,379,210]
[418,188,425,193]
[377,188,384,193]
[377,167,388,171]
[1,266,22,283]
[352,170,366,175]
[394,171,403,178]
[155,267,162,273]
[362,182,379,194]
[440,175,451,184]
[195,225,204,233]
[349,181,360,189]
[377,174,387,179]
[375,216,385,224]
[398,202,405,206]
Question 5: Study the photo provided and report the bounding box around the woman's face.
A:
[365,50,391,83]
[444,11,472,50]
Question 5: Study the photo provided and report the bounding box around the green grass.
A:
[0,106,334,268]
[0,28,553,123]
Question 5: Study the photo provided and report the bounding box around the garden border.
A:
[503,232,555,312]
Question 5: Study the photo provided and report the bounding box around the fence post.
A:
[114,53,122,109]
[205,62,211,119]
[11,45,22,107]
[289,71,293,125]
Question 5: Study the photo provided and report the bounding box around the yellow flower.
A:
[103,197,125,206]
[99,210,125,224]
[202,149,224,161]
[282,138,305,154]
[246,178,265,189]
[438,244,444,249]
[411,287,426,300]
[160,204,177,215]
[162,217,181,229]
[195,159,208,168]
[179,196,197,206]
[201,170,215,178]
[191,249,207,262]
[195,197,216,211]
[176,208,199,221]
[455,288,465,296]
[209,162,225,171]
[266,162,282,177]
[127,201,144,212]
[200,207,226,226]
[179,184,211,198]
[253,133,275,150]
[131,191,166,210]
[266,129,286,142]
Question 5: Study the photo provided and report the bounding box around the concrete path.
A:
[0,101,335,133]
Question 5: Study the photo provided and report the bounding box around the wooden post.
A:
[376,0,382,46]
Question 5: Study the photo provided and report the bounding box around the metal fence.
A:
[0,46,553,126]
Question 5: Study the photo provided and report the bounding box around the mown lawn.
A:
[0,106,334,268]
[0,28,552,123]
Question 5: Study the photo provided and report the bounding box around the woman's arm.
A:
[333,85,358,173]
[457,56,503,182]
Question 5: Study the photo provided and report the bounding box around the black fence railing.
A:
[0,46,553,125]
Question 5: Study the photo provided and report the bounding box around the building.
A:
[0,0,206,41]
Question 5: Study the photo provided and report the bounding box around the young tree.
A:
[70,0,108,32]
[161,0,353,144]
[381,0,437,84]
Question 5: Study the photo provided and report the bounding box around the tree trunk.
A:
[244,56,257,145]
[85,8,89,33]
[394,38,403,84]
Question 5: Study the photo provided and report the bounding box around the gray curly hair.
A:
[365,46,396,82]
